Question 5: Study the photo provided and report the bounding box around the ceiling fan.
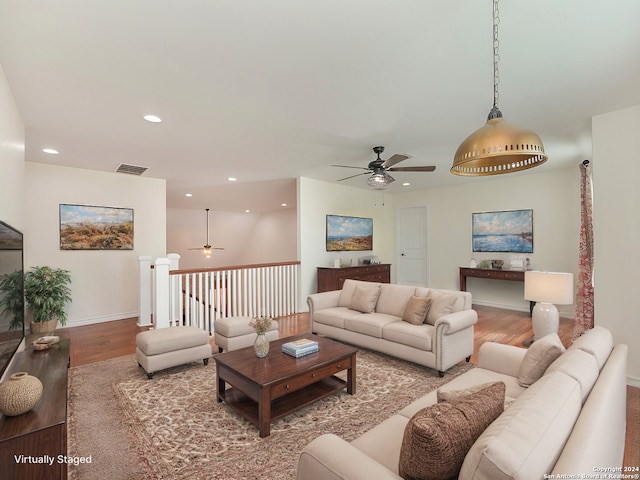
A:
[188,208,224,258]
[332,146,436,189]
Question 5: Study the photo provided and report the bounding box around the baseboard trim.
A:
[627,375,640,388]
[62,311,139,328]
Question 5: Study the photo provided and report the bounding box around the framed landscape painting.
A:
[472,209,533,253]
[60,204,134,250]
[326,215,373,251]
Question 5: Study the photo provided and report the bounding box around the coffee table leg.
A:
[217,373,224,403]
[259,387,271,437]
[347,353,356,395]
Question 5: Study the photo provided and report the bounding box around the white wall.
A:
[166,207,297,270]
[298,177,396,306]
[592,104,640,386]
[393,167,581,317]
[24,162,166,326]
[0,65,25,230]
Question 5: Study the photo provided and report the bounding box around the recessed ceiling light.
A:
[228,177,237,182]
[281,203,287,207]
[245,209,250,213]
[402,182,411,186]
[143,114,163,123]
[42,148,59,154]
[185,193,193,197]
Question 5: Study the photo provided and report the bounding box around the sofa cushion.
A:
[338,279,382,307]
[518,333,565,387]
[312,306,363,329]
[544,348,599,402]
[376,284,417,317]
[416,288,468,312]
[382,322,433,351]
[437,382,515,409]
[399,382,505,480]
[348,284,381,313]
[459,371,582,480]
[402,296,432,325]
[568,326,613,370]
[344,313,400,338]
[425,291,458,325]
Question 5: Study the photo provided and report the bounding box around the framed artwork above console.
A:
[472,209,533,253]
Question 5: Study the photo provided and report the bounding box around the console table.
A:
[317,264,391,292]
[0,337,70,480]
[459,267,533,314]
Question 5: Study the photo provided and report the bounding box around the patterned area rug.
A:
[67,349,473,480]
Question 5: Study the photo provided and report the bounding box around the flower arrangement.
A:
[249,316,272,335]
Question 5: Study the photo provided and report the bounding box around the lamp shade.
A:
[524,271,574,305]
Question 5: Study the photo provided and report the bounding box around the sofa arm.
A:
[297,434,402,480]
[434,309,477,335]
[307,290,341,313]
[478,342,527,377]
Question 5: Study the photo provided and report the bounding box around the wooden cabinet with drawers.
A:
[317,264,391,292]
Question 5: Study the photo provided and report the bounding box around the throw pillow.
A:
[518,333,566,387]
[425,291,458,325]
[437,381,515,410]
[402,296,432,325]
[399,382,505,480]
[348,285,381,313]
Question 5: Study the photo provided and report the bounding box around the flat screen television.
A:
[0,220,25,380]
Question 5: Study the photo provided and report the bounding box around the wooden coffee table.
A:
[215,333,357,437]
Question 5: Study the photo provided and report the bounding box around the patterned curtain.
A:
[573,160,594,339]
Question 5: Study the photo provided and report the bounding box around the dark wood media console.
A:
[317,264,391,292]
[0,337,70,480]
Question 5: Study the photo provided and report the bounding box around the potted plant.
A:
[0,269,24,330]
[24,266,72,334]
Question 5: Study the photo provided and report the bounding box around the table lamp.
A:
[524,271,574,341]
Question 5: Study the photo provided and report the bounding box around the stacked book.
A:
[282,338,319,358]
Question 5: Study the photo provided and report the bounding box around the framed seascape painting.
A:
[472,209,533,253]
[326,215,373,251]
[59,204,134,250]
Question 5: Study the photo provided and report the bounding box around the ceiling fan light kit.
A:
[451,0,547,177]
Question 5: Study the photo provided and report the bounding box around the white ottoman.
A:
[214,316,279,352]
[136,326,212,379]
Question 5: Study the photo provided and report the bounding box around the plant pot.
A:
[0,372,44,416]
[30,318,58,335]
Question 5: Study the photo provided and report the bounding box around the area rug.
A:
[67,350,473,480]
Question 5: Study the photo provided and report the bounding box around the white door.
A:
[396,206,428,286]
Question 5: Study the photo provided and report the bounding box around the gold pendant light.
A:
[451,0,547,176]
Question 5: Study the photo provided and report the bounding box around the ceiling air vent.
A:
[116,163,148,176]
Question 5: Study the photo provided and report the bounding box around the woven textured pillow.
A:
[348,285,381,313]
[399,382,505,480]
[402,296,432,325]
[518,333,565,387]
[425,291,458,325]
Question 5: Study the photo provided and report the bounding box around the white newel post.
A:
[137,255,153,327]
[154,258,171,329]
[167,253,181,325]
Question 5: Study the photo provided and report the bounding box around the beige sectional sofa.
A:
[297,326,628,480]
[307,279,477,376]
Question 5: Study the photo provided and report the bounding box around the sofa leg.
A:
[147,372,153,380]
[218,347,223,353]
[466,355,471,362]
[438,370,444,378]
[203,358,209,366]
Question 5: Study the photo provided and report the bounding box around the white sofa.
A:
[307,279,477,376]
[297,326,628,480]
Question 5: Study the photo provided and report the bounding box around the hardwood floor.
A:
[57,305,638,468]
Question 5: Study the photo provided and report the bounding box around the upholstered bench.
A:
[214,316,279,352]
[136,326,212,379]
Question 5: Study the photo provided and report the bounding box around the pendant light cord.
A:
[493,0,500,109]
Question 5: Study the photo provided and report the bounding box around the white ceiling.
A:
[1,0,639,213]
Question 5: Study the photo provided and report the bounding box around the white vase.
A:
[254,333,270,358]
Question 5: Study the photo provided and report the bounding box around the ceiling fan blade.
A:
[331,164,370,170]
[387,165,436,172]
[382,154,409,168]
[188,247,204,250]
[337,172,369,182]
[384,172,395,184]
